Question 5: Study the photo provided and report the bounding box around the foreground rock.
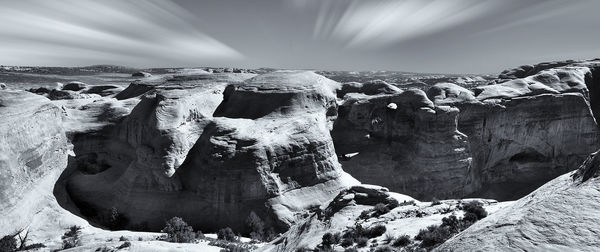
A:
[0,90,69,234]
[61,71,358,233]
[260,184,510,252]
[334,59,600,200]
[436,149,600,251]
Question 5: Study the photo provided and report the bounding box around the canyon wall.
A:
[61,71,358,232]
[0,91,69,234]
[333,60,600,200]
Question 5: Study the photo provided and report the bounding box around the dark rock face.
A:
[437,150,600,251]
[62,81,88,91]
[333,60,600,200]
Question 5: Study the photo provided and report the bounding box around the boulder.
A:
[337,80,401,98]
[48,89,99,100]
[132,71,152,77]
[62,81,87,91]
[84,85,124,97]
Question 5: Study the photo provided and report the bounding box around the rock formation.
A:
[60,71,358,233]
[436,149,600,251]
[132,71,152,78]
[0,91,69,234]
[333,60,600,200]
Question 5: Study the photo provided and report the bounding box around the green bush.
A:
[364,225,386,238]
[462,201,488,220]
[218,227,237,242]
[161,217,195,243]
[62,226,82,249]
[321,232,341,247]
[392,235,411,247]
[117,241,131,249]
[373,245,394,252]
[373,203,390,216]
[356,237,368,247]
[246,212,265,241]
[0,235,17,252]
[415,225,452,248]
[340,238,353,247]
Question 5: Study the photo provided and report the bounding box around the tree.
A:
[161,217,195,243]
[246,211,265,241]
[218,227,237,242]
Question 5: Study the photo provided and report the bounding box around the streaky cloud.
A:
[0,0,242,67]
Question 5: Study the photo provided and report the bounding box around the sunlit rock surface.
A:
[62,71,358,233]
[0,90,69,234]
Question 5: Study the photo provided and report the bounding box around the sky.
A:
[0,0,599,73]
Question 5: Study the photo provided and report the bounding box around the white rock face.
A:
[0,90,69,234]
[437,150,600,251]
[61,71,358,233]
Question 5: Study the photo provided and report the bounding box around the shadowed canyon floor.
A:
[1,59,600,251]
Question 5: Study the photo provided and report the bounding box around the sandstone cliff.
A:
[436,149,600,251]
[334,60,600,200]
[61,71,358,233]
[0,91,69,234]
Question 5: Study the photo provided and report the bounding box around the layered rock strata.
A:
[62,71,358,232]
[334,60,600,200]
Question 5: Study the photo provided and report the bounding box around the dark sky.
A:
[1,0,599,73]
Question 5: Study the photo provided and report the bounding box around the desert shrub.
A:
[387,200,400,210]
[441,215,462,233]
[219,244,250,252]
[463,212,478,223]
[373,245,394,252]
[415,225,452,248]
[373,203,390,217]
[392,235,411,247]
[264,227,277,241]
[359,210,371,220]
[96,207,128,230]
[321,232,341,247]
[117,241,131,249]
[246,211,265,241]
[462,201,487,220]
[0,235,17,252]
[161,217,195,243]
[62,226,82,249]
[119,236,128,241]
[138,237,143,241]
[356,237,368,247]
[430,198,441,206]
[364,225,386,238]
[22,243,45,250]
[383,233,395,244]
[196,231,205,239]
[399,200,416,206]
[340,238,354,247]
[218,227,237,242]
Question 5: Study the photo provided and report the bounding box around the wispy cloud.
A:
[306,0,562,49]
[0,0,242,66]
